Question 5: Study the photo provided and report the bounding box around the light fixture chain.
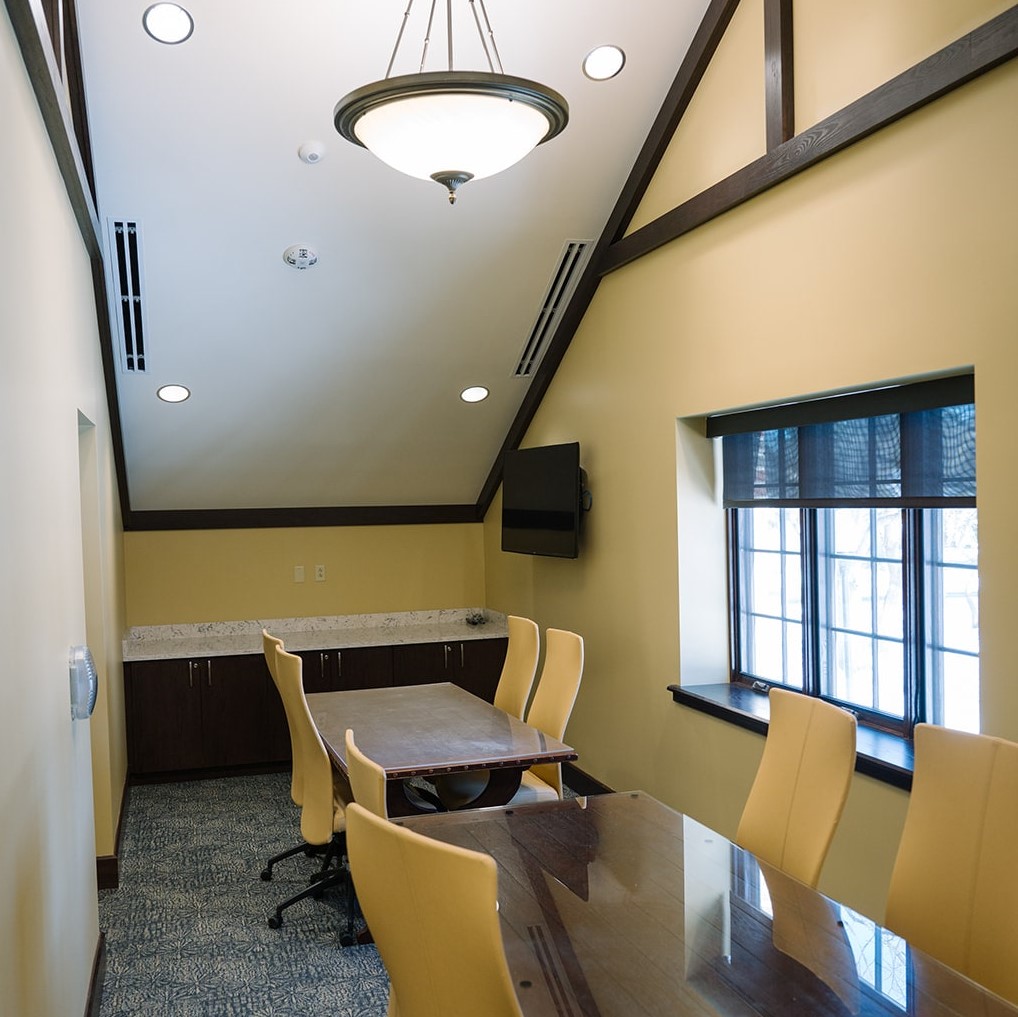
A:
[420,0,439,73]
[386,0,416,79]
[474,0,504,74]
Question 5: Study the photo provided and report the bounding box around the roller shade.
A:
[709,376,975,509]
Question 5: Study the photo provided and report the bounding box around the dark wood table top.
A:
[398,792,1018,1017]
[308,683,577,815]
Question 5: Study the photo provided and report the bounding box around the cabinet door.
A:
[125,659,204,774]
[336,645,394,690]
[456,638,509,702]
[201,654,274,768]
[296,650,337,694]
[392,642,453,687]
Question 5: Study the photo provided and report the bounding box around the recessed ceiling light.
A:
[460,386,489,403]
[157,384,190,403]
[582,45,626,81]
[143,4,194,45]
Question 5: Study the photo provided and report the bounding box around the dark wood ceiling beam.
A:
[474,0,742,515]
[602,5,1018,275]
[126,504,483,532]
[764,0,794,150]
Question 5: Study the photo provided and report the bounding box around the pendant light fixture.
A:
[334,0,568,204]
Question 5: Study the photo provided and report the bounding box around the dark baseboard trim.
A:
[84,931,106,1017]
[563,762,614,796]
[128,761,291,785]
[96,777,131,890]
[96,855,118,891]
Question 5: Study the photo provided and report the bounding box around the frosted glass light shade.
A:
[336,71,567,199]
[355,92,549,182]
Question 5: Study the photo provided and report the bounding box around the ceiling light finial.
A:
[334,0,568,203]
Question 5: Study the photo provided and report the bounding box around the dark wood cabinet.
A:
[125,636,505,776]
[297,645,394,694]
[125,653,286,775]
[392,637,507,702]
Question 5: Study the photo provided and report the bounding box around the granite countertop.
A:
[123,608,508,662]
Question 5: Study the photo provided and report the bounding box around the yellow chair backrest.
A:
[275,647,338,847]
[346,802,523,1017]
[345,728,388,819]
[884,723,1018,1004]
[492,615,540,720]
[736,688,856,888]
[263,629,303,806]
[525,628,584,798]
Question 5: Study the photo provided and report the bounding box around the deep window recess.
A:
[708,375,977,738]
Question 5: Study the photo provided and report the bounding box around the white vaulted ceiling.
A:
[75,0,710,513]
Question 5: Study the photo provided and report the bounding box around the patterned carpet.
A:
[98,773,389,1017]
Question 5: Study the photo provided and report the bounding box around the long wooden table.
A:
[398,792,1018,1017]
[308,682,577,817]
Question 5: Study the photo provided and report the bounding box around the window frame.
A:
[727,505,953,738]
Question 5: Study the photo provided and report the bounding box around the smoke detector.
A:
[298,141,325,164]
[283,244,318,270]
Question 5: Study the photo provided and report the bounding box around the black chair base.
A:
[260,839,321,882]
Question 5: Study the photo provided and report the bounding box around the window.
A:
[710,376,977,736]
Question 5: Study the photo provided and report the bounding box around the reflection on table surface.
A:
[398,792,1018,1017]
[308,683,575,778]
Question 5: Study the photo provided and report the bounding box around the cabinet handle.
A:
[207,659,212,687]
[460,643,465,668]
[337,650,342,677]
[444,644,450,669]
[189,660,194,689]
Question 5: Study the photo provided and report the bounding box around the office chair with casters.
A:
[345,802,524,1017]
[345,729,388,819]
[492,615,540,720]
[259,630,319,882]
[884,724,1018,1005]
[735,687,856,888]
[506,627,584,806]
[432,615,540,809]
[266,647,353,933]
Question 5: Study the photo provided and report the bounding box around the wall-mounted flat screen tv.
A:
[501,442,587,558]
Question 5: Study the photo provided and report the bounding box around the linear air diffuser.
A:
[513,239,592,378]
[105,219,148,372]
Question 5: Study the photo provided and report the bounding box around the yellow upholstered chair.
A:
[508,627,584,805]
[735,688,856,888]
[345,728,388,819]
[346,802,524,1017]
[266,647,352,931]
[260,630,318,880]
[492,615,540,720]
[884,724,1018,1004]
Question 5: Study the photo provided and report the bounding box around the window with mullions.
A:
[712,376,978,736]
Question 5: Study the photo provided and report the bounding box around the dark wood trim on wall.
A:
[96,779,130,890]
[764,0,794,150]
[6,0,132,524]
[125,503,482,531]
[84,932,106,1017]
[475,0,743,516]
[602,6,1018,274]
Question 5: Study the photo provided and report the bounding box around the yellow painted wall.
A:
[484,12,1017,922]
[2,9,125,1014]
[124,523,486,625]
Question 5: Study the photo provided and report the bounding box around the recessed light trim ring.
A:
[142,3,194,44]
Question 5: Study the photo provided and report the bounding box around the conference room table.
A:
[308,682,577,818]
[397,791,1018,1017]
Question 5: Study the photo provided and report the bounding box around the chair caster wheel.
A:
[339,933,354,947]
[260,869,272,881]
[267,915,282,929]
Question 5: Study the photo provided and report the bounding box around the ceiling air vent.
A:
[512,239,592,378]
[105,219,147,373]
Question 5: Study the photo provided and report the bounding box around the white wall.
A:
[1,8,124,1013]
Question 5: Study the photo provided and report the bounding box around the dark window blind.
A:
[708,376,975,509]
